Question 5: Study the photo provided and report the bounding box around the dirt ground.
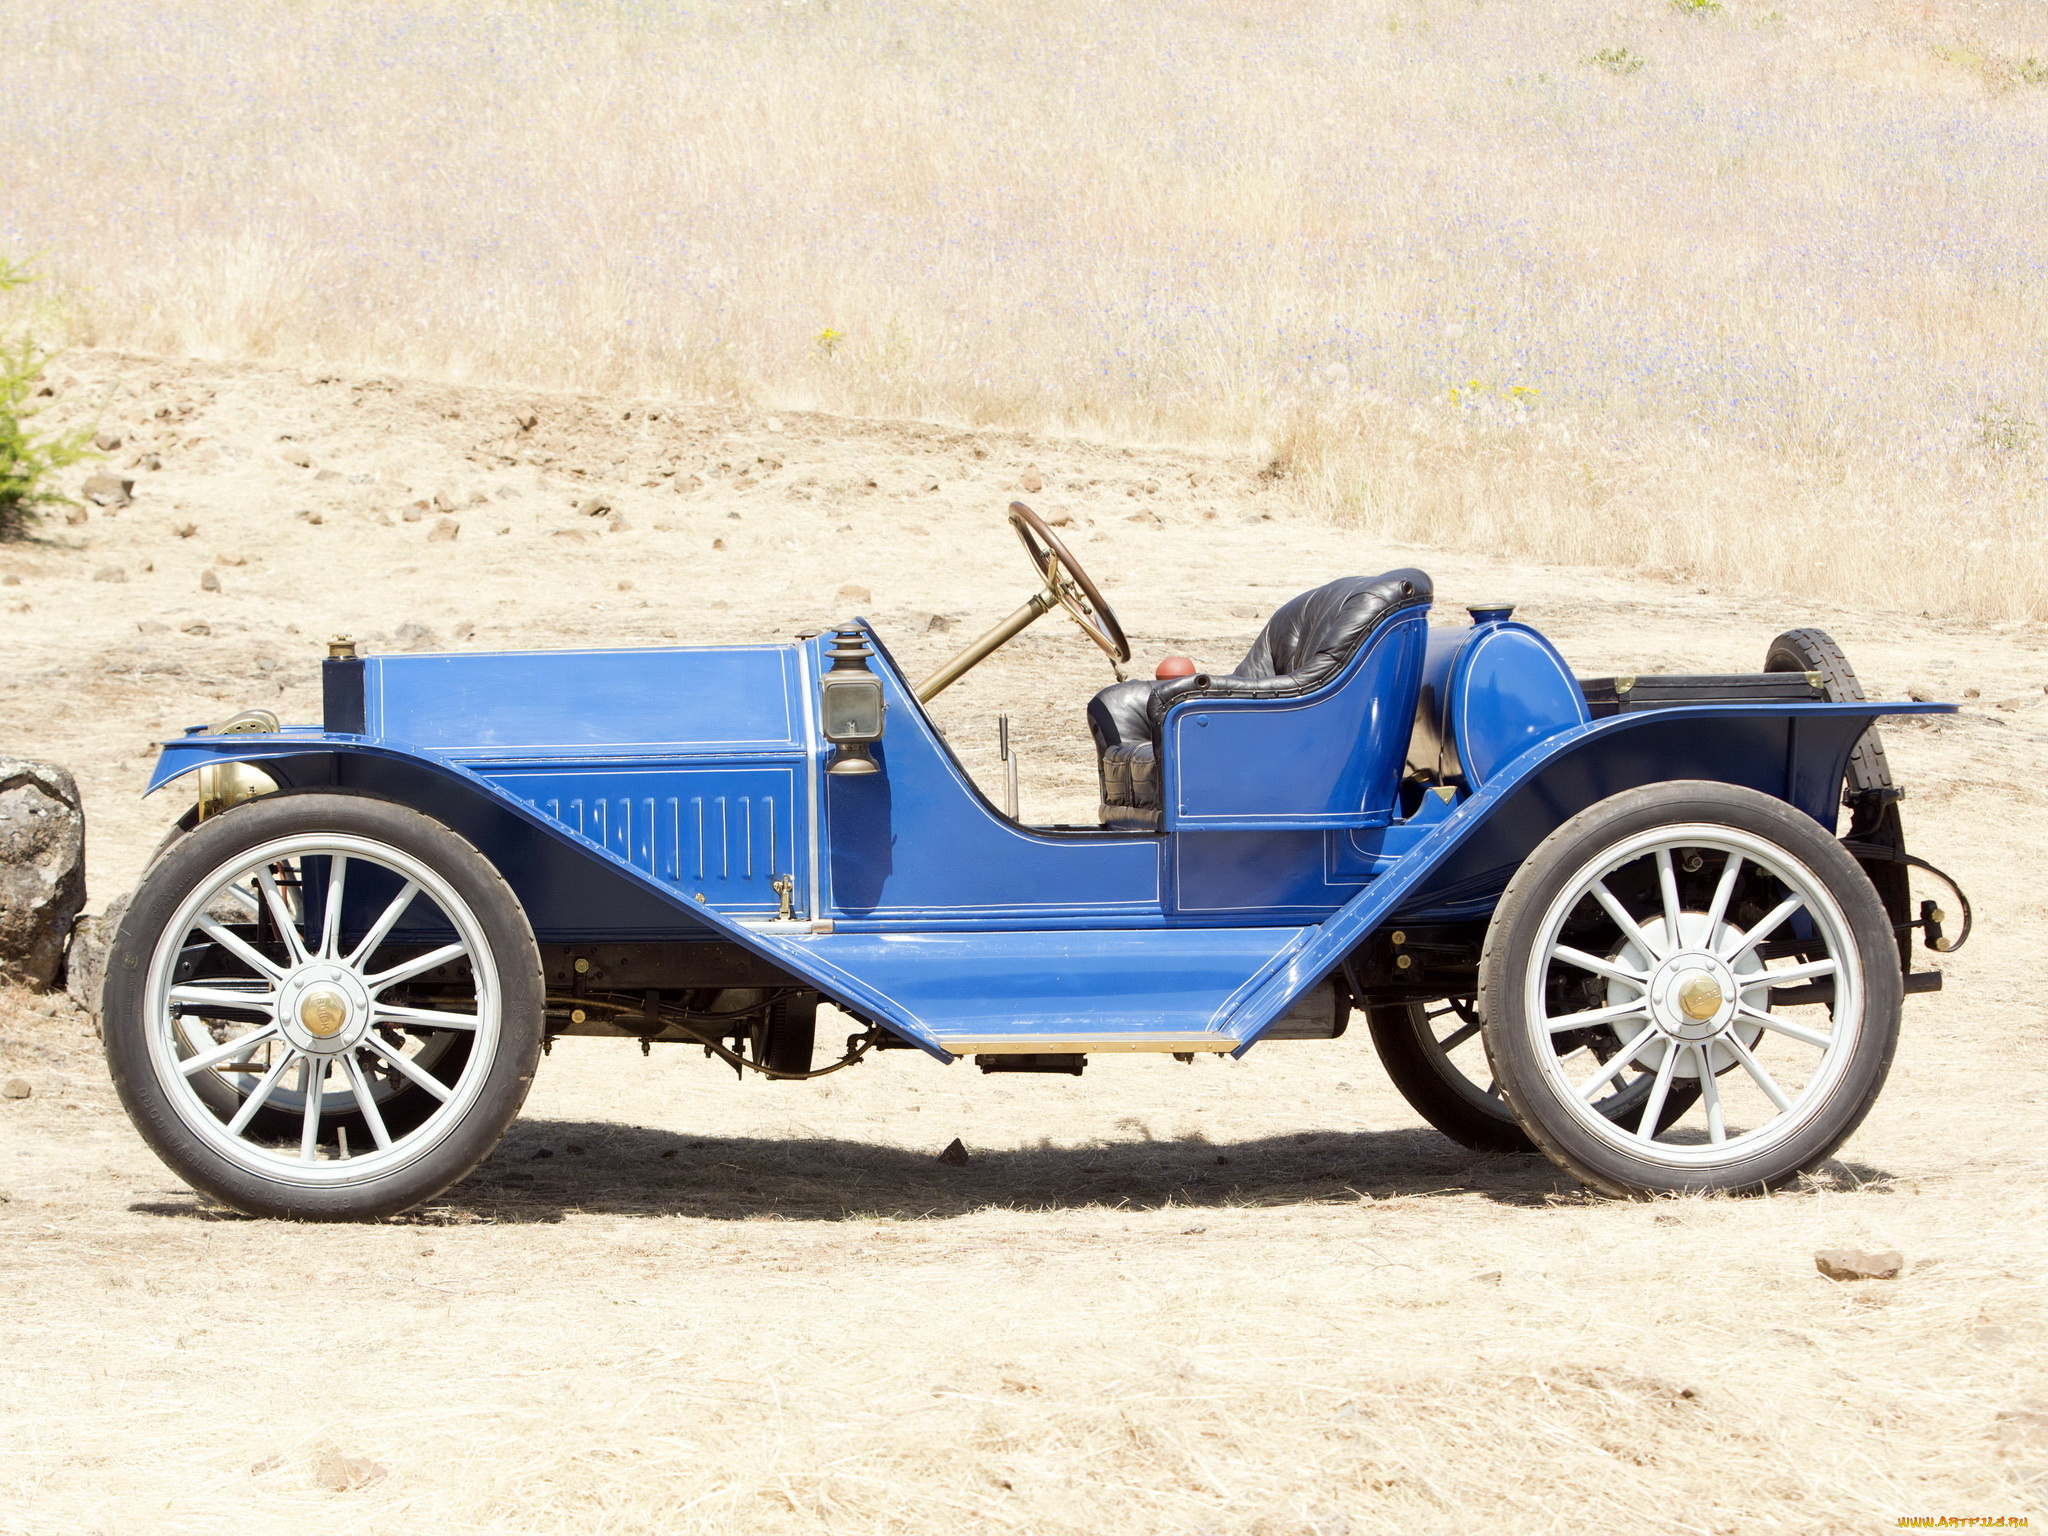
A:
[1,352,2044,1534]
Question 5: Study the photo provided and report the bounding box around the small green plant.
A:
[1586,47,1646,76]
[0,261,93,540]
[1670,0,1723,15]
[1976,402,2039,455]
[2018,55,2048,86]
[814,326,845,357]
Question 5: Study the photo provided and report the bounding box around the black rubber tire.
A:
[103,792,544,1221]
[1479,781,1901,1198]
[1764,627,1891,792]
[1367,1001,1536,1154]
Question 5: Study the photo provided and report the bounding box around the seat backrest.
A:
[1232,571,1433,691]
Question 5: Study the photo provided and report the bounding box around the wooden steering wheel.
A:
[1008,501,1130,665]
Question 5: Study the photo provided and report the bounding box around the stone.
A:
[81,473,134,507]
[134,454,161,472]
[64,892,129,1018]
[281,445,312,468]
[711,538,726,550]
[311,1451,388,1493]
[297,511,324,526]
[921,476,941,492]
[432,490,455,514]
[403,503,425,522]
[937,1138,971,1165]
[392,621,438,651]
[64,506,89,526]
[180,620,211,636]
[0,758,87,990]
[837,583,872,603]
[607,516,629,534]
[577,496,613,518]
[515,413,539,432]
[1041,507,1072,527]
[1141,478,1160,494]
[92,431,122,452]
[674,474,703,493]
[136,620,168,634]
[173,522,197,538]
[427,517,460,542]
[495,486,521,500]
[199,568,222,592]
[466,491,488,507]
[1814,1248,1904,1281]
[1020,467,1043,493]
[765,417,784,433]
[92,566,126,583]
[215,553,247,567]
[2,1079,28,1100]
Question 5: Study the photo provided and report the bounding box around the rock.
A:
[199,568,222,592]
[403,502,426,523]
[711,538,725,550]
[466,491,488,507]
[1141,478,1160,494]
[311,1451,387,1493]
[427,517,460,542]
[765,416,784,433]
[607,515,629,534]
[64,506,89,526]
[81,473,134,507]
[515,413,538,432]
[495,486,521,500]
[297,510,324,525]
[1996,1401,2048,1453]
[315,469,342,482]
[136,620,168,634]
[674,474,703,493]
[576,496,612,518]
[837,583,872,603]
[0,759,87,990]
[937,1138,971,1165]
[1814,1248,1904,1281]
[92,431,122,452]
[1041,507,1072,527]
[921,476,941,492]
[64,892,129,1019]
[1,1079,28,1100]
[392,621,438,651]
[431,490,456,514]
[215,553,247,567]
[133,455,161,472]
[1020,467,1043,493]
[92,566,126,583]
[180,620,211,636]
[281,446,312,468]
[173,522,197,539]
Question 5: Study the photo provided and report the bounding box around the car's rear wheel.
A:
[1479,782,1900,1198]
[1368,996,1697,1155]
[103,792,543,1220]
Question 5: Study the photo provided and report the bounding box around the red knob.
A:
[1155,655,1196,679]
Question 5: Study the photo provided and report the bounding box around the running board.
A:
[947,1035,1238,1055]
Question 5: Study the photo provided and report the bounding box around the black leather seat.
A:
[1089,570,1432,829]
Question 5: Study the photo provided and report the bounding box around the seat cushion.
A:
[1228,570,1432,693]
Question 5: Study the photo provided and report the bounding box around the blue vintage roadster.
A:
[103,505,1968,1218]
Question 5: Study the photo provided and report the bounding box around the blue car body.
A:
[145,601,1949,1064]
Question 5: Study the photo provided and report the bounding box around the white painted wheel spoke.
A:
[1751,957,1838,989]
[1721,893,1804,959]
[178,1022,282,1077]
[1438,1018,1483,1052]
[1575,1023,1660,1101]
[1720,1032,1795,1115]
[1655,848,1684,947]
[299,1055,326,1162]
[364,1035,454,1102]
[169,983,277,1016]
[197,918,288,982]
[367,941,468,991]
[1703,852,1743,936]
[1545,998,1653,1035]
[1551,945,1648,990]
[1698,1045,1727,1143]
[226,1051,298,1135]
[347,880,420,969]
[1589,879,1662,958]
[1735,1001,1833,1051]
[318,855,350,960]
[1633,1043,1683,1139]
[257,868,310,966]
[374,1003,481,1032]
[343,1050,394,1153]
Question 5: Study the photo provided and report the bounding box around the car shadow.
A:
[127,1120,1898,1224]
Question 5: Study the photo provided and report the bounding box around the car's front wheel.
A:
[103,792,543,1220]
[1479,782,1901,1198]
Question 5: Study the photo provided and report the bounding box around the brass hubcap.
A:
[298,987,350,1039]
[1677,973,1724,1021]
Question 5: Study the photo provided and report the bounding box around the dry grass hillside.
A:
[0,349,2042,1533]
[2,0,2046,616]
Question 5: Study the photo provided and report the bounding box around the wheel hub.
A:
[1647,953,1734,1041]
[277,966,373,1055]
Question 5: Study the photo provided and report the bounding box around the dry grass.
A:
[3,0,2047,616]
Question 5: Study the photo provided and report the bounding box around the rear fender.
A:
[1220,699,1952,1049]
